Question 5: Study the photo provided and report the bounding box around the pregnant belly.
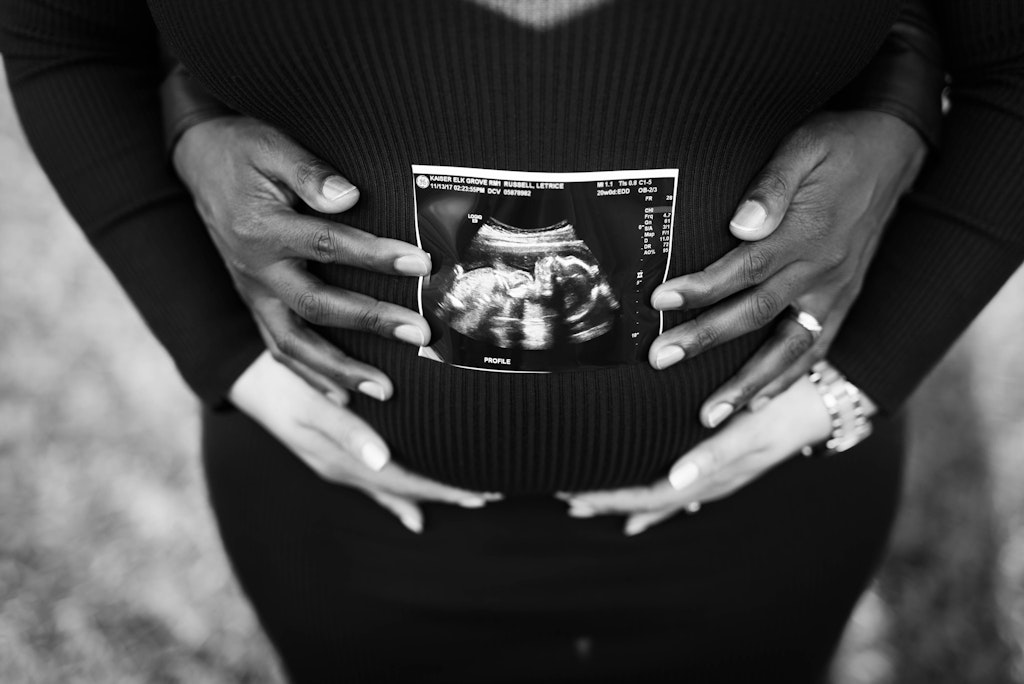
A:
[337,328,770,494]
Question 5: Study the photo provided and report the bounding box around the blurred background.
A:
[1,67,1023,683]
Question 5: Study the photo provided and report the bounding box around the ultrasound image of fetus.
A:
[435,219,620,350]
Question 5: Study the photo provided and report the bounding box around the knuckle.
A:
[693,324,720,353]
[748,290,783,328]
[742,248,773,285]
[355,301,389,336]
[755,168,790,205]
[307,228,337,263]
[295,290,326,323]
[783,330,814,363]
[275,332,302,358]
[294,158,332,191]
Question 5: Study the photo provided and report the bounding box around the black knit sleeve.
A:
[830,0,945,148]
[829,0,1024,413]
[0,0,264,404]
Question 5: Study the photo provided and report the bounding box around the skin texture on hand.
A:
[648,109,927,428]
[228,351,501,533]
[173,116,432,401]
[559,109,922,530]
[561,373,834,536]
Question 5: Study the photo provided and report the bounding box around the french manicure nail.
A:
[393,324,427,346]
[322,176,357,201]
[654,345,685,369]
[394,254,431,276]
[669,461,700,491]
[457,497,487,508]
[749,396,770,412]
[400,513,423,534]
[707,402,734,428]
[652,291,684,310]
[357,381,388,402]
[730,200,768,233]
[359,443,390,472]
[624,518,649,536]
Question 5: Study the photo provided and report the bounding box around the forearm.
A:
[830,0,1024,413]
[0,0,263,403]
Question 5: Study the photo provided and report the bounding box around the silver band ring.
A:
[788,307,823,341]
[686,501,702,514]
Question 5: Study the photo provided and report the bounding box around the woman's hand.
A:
[560,374,836,536]
[229,351,499,533]
[648,110,927,427]
[174,116,433,402]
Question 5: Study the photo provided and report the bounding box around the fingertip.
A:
[393,323,429,347]
[320,177,360,210]
[399,510,423,534]
[650,344,685,370]
[393,253,432,277]
[729,200,772,241]
[359,441,391,471]
[668,460,700,491]
[623,517,648,537]
[651,289,684,311]
[704,402,734,429]
[357,381,391,402]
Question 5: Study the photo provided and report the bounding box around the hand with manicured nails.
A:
[173,116,432,402]
[230,351,500,533]
[560,373,837,536]
[648,110,927,429]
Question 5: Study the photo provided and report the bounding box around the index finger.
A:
[273,211,431,276]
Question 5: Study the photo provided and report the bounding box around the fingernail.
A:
[394,254,431,276]
[624,518,649,537]
[652,291,684,310]
[325,390,346,406]
[457,497,487,509]
[393,324,427,346]
[357,381,388,402]
[730,200,767,233]
[568,502,596,518]
[481,492,505,501]
[669,461,700,491]
[400,513,423,534]
[359,443,390,472]
[322,176,357,201]
[749,396,770,412]
[707,402,734,428]
[654,345,685,369]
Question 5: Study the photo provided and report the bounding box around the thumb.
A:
[368,491,424,534]
[730,128,826,241]
[252,128,360,213]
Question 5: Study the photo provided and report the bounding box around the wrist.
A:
[802,360,875,456]
[160,63,237,155]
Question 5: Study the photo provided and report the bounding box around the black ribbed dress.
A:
[2,1,1023,681]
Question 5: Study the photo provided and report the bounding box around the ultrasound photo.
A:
[412,166,678,372]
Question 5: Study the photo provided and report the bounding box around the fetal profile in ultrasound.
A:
[412,165,678,372]
[433,218,620,350]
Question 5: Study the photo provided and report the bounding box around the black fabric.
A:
[202,407,905,683]
[830,0,945,148]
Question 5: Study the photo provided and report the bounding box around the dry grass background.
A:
[1,66,1023,682]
